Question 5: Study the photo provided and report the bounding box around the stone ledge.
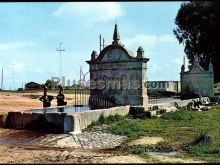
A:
[1,106,130,134]
[0,113,8,128]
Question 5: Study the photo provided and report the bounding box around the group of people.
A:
[39,83,67,108]
[187,96,211,110]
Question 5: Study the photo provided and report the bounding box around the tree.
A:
[45,79,59,90]
[174,1,220,82]
[45,79,52,89]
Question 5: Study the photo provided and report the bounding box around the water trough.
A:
[0,105,130,134]
[0,98,199,134]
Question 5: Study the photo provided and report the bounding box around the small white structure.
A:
[180,55,214,97]
[148,81,181,93]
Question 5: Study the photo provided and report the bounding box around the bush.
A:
[192,132,214,145]
[187,144,220,158]
[130,146,146,155]
[154,141,174,152]
[183,132,220,160]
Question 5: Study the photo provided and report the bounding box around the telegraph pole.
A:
[80,65,82,84]
[99,34,105,53]
[12,63,15,91]
[56,43,65,83]
[99,34,102,53]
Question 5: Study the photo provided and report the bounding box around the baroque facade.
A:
[180,55,214,97]
[86,24,149,107]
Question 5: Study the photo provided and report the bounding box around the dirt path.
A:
[0,128,207,164]
[0,144,114,164]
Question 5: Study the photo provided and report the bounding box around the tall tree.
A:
[174,1,220,82]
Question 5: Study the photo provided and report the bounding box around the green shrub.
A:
[130,146,146,155]
[154,141,174,152]
[187,144,220,157]
[183,132,220,162]
[87,121,99,128]
[192,132,214,145]
[98,114,105,124]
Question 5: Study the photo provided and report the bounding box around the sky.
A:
[0,2,188,90]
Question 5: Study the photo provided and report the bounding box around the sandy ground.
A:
[0,91,87,113]
[0,91,207,163]
[128,136,164,146]
[0,128,206,164]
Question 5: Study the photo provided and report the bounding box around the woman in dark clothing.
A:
[39,94,53,108]
[56,91,66,106]
[39,83,53,108]
[56,84,67,106]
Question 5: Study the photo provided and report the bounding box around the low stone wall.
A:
[0,106,130,134]
[0,113,7,128]
[130,99,194,118]
[68,106,130,133]
[1,111,73,133]
[0,99,199,133]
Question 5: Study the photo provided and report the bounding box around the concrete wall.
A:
[130,99,194,118]
[181,73,214,97]
[0,99,201,134]
[148,81,181,93]
[180,60,214,97]
[2,111,72,133]
[0,113,7,128]
[68,106,130,133]
[0,106,130,134]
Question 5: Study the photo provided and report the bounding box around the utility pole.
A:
[99,34,105,53]
[56,43,65,84]
[80,66,82,83]
[99,34,102,53]
[1,68,3,90]
[12,63,15,91]
[79,66,89,87]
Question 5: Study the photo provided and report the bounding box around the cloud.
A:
[54,2,124,26]
[123,34,183,81]
[148,61,160,71]
[124,34,157,50]
[9,60,24,73]
[0,42,35,51]
[123,34,176,50]
[157,35,176,43]
[171,58,183,66]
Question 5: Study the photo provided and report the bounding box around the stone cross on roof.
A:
[194,55,200,66]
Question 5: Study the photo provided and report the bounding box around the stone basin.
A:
[25,105,91,113]
[0,106,130,134]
